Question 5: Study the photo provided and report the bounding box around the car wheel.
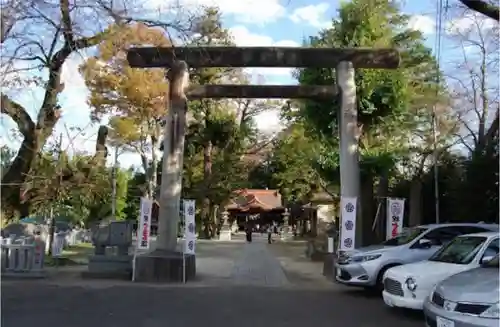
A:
[375,265,399,293]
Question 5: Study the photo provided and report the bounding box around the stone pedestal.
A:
[219,230,231,241]
[133,249,196,283]
[322,253,336,281]
[83,255,133,280]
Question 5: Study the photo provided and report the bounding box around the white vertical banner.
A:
[132,197,153,282]
[339,197,357,251]
[137,197,153,250]
[52,234,64,257]
[183,199,196,255]
[386,198,405,240]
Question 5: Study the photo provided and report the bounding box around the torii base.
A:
[134,249,196,283]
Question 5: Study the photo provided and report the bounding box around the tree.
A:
[179,7,273,238]
[258,123,323,204]
[446,5,499,222]
[295,0,446,243]
[0,0,198,215]
[81,23,171,198]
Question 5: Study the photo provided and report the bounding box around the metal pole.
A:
[431,110,440,223]
[111,147,119,219]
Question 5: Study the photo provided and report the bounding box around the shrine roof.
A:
[226,189,283,212]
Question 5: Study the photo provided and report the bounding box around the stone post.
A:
[219,211,231,241]
[156,60,190,252]
[281,209,291,241]
[134,61,196,282]
[336,61,361,248]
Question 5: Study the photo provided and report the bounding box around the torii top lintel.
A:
[127,47,400,69]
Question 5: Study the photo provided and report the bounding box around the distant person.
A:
[267,225,273,244]
[245,223,252,242]
[273,224,278,235]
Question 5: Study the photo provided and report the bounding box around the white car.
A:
[382,231,499,310]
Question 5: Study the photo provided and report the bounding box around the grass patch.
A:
[45,243,94,267]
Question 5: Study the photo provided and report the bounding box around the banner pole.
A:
[182,199,186,284]
[132,245,137,282]
[183,246,186,284]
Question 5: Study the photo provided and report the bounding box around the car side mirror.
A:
[481,256,494,265]
[417,238,432,249]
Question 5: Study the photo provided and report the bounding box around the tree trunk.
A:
[202,140,213,239]
[360,173,374,246]
[409,177,423,227]
[147,137,158,199]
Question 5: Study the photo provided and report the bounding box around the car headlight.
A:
[351,254,382,262]
[405,277,418,292]
[480,303,500,319]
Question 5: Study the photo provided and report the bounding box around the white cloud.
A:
[407,15,435,35]
[59,53,89,113]
[228,25,299,78]
[150,0,286,24]
[289,3,331,29]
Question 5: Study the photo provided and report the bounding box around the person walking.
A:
[245,223,253,242]
[267,224,273,244]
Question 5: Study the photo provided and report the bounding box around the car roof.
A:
[457,231,499,238]
[419,223,499,230]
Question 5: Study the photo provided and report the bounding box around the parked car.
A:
[423,254,499,327]
[382,231,499,310]
[334,223,499,291]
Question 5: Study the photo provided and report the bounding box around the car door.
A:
[410,226,464,261]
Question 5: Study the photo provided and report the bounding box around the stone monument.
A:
[219,211,231,241]
[281,209,291,241]
[84,220,133,279]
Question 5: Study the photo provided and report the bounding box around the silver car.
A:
[423,255,499,327]
[334,223,499,290]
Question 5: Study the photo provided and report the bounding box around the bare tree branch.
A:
[0,94,35,137]
[459,0,500,21]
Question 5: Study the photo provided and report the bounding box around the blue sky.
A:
[0,0,492,169]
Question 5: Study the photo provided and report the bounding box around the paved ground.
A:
[2,234,424,327]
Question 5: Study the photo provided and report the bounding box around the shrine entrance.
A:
[126,46,399,282]
[225,189,286,232]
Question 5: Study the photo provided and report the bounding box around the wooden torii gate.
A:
[127,46,400,282]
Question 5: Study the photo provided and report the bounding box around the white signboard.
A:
[52,235,64,257]
[137,197,153,250]
[386,198,405,240]
[339,197,357,251]
[183,199,196,255]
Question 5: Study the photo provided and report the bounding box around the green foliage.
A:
[1,145,16,176]
[294,0,445,183]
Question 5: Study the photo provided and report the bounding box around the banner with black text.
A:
[386,198,405,240]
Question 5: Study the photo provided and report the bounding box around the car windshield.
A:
[382,227,427,246]
[483,254,499,268]
[429,236,487,264]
